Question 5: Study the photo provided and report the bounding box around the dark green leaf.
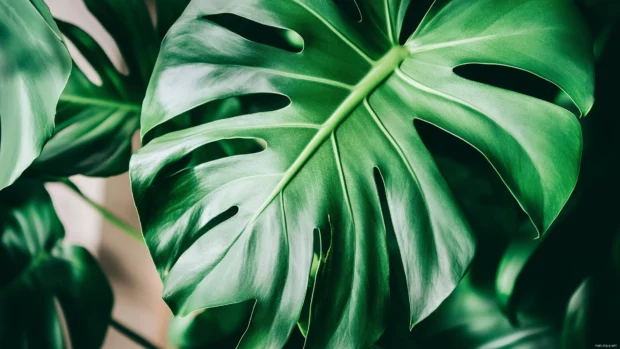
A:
[132,0,594,347]
[0,181,113,348]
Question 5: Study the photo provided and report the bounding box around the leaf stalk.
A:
[62,179,144,243]
[110,319,160,349]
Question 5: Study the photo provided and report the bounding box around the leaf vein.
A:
[293,0,374,64]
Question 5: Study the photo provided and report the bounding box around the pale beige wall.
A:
[44,0,172,347]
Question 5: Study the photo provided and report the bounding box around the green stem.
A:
[62,179,144,243]
[110,319,160,349]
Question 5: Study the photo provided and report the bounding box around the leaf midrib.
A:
[246,46,410,227]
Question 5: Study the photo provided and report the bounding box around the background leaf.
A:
[29,0,190,177]
[0,180,113,348]
[0,0,71,190]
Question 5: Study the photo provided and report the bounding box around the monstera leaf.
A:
[131,0,594,347]
[0,180,113,348]
[0,0,71,190]
[29,0,190,177]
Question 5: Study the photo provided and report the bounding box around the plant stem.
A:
[62,179,144,243]
[110,319,160,349]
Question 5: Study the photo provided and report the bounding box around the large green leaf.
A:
[29,0,190,177]
[0,180,113,348]
[0,0,71,190]
[132,0,594,347]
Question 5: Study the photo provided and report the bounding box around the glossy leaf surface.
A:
[132,0,594,347]
[0,181,113,348]
[0,0,71,190]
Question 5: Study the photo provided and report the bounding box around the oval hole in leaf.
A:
[193,93,291,123]
[399,0,436,45]
[453,64,578,116]
[298,227,325,337]
[333,0,362,22]
[372,168,396,254]
[203,13,304,53]
[145,93,291,144]
[372,167,412,340]
[169,206,241,272]
[158,137,267,179]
